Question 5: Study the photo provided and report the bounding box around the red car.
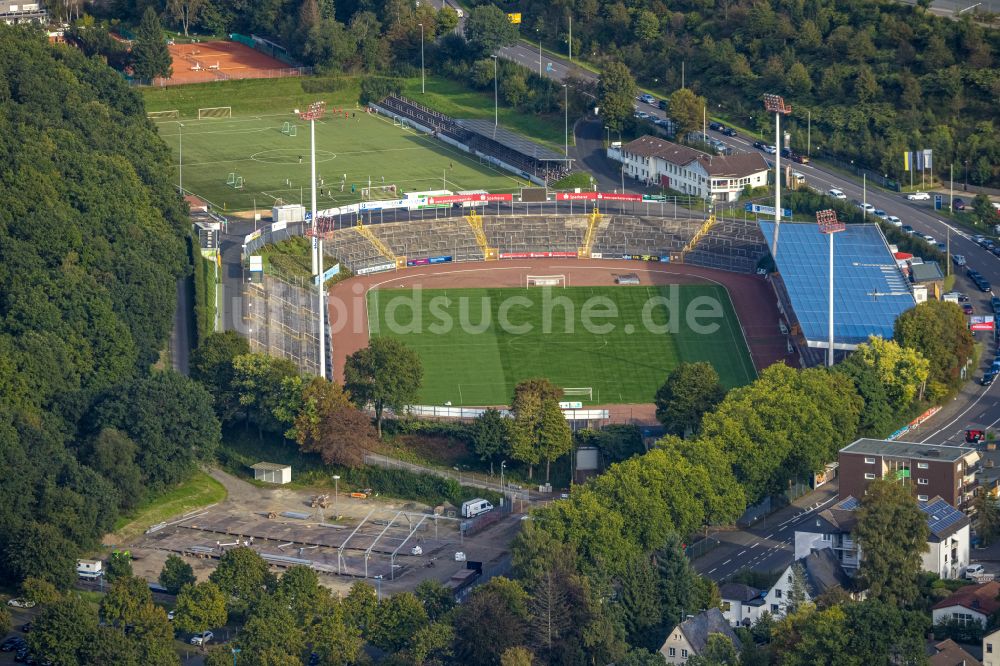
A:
[967,429,985,444]
[963,304,975,315]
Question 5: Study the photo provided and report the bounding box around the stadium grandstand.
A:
[371,95,572,186]
[760,221,917,366]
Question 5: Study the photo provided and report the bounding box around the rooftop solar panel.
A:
[920,498,966,535]
[759,222,916,347]
[839,496,860,510]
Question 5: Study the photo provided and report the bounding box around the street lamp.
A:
[333,474,340,517]
[374,574,384,600]
[500,460,506,508]
[965,159,969,192]
[491,55,498,127]
[563,84,569,158]
[418,23,425,94]
[762,93,792,259]
[177,122,184,193]
[816,209,845,368]
[298,101,328,379]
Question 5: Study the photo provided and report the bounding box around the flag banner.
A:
[923,148,933,170]
[903,151,912,171]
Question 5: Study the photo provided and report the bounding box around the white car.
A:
[887,215,902,226]
[857,202,875,213]
[6,598,35,608]
[873,209,888,220]
[907,192,931,201]
[953,255,967,266]
[828,189,847,199]
[965,564,985,579]
[763,145,777,154]
[923,234,936,244]
[190,631,214,646]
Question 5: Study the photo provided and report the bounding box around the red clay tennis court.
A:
[155,40,306,86]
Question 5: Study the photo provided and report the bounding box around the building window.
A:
[775,589,782,598]
[918,462,928,469]
[918,495,928,501]
[722,601,731,612]
[988,642,993,653]
[865,473,876,480]
[771,604,779,612]
[682,649,688,658]
[918,478,929,485]
[669,648,676,657]
[865,457,876,464]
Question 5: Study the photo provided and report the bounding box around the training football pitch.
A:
[154,111,526,211]
[366,285,756,406]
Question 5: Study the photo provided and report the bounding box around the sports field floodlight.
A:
[816,209,845,368]
[299,100,328,380]
[763,94,792,259]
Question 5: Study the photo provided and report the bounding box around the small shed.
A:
[251,462,292,485]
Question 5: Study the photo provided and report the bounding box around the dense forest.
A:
[0,25,213,588]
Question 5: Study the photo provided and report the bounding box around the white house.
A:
[720,549,853,627]
[607,135,769,202]
[0,0,47,23]
[932,581,1000,630]
[794,495,970,579]
[659,608,741,664]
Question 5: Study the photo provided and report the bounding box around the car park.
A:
[906,192,931,200]
[828,188,847,199]
[190,631,214,646]
[953,255,966,266]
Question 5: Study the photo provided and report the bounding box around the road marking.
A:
[750,542,759,549]
[765,533,775,539]
[737,550,747,557]
[723,559,732,565]
[708,568,717,574]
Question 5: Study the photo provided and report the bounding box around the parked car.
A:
[966,429,986,444]
[791,153,810,164]
[906,191,931,200]
[763,144,777,154]
[953,254,967,266]
[190,631,214,646]
[967,267,981,279]
[658,99,668,110]
[963,303,975,315]
[991,296,1000,312]
[965,564,986,579]
[984,372,996,387]
[873,209,888,220]
[753,140,766,150]
[1,638,25,652]
[828,188,847,199]
[7,599,35,608]
[922,234,936,244]
[721,127,737,136]
[640,93,656,105]
[954,198,967,211]
[709,121,724,131]
[857,202,875,213]
[902,225,915,234]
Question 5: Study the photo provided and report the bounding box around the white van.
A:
[461,498,494,518]
[790,171,806,188]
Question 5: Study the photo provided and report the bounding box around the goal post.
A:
[526,274,567,288]
[563,387,593,401]
[147,110,180,120]
[198,106,232,120]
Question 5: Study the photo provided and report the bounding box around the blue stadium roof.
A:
[760,222,916,348]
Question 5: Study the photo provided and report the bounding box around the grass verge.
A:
[111,471,227,542]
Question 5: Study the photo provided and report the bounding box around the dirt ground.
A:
[128,469,520,597]
[159,40,300,86]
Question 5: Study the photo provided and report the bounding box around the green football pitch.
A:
[154,112,527,211]
[366,285,757,406]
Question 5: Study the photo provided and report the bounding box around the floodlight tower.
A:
[299,101,328,379]
[816,209,845,368]
[763,94,792,258]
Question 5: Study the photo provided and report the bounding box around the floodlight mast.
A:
[763,94,792,259]
[299,101,328,379]
[816,209,845,367]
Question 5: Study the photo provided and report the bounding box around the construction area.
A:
[125,471,520,597]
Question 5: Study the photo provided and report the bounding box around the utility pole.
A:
[763,94,792,258]
[568,15,572,61]
[419,23,425,94]
[807,109,811,157]
[563,84,569,158]
[491,55,498,127]
[333,474,340,517]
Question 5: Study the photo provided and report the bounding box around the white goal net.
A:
[147,110,180,120]
[526,274,567,288]
[563,387,593,401]
[198,106,232,120]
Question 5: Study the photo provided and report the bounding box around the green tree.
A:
[618,555,662,651]
[894,300,974,397]
[974,491,1000,546]
[371,592,429,652]
[414,579,455,622]
[158,554,196,595]
[29,594,98,666]
[189,331,250,424]
[501,646,536,666]
[173,581,228,636]
[233,595,304,663]
[454,578,530,666]
[669,88,708,142]
[771,604,851,665]
[87,427,144,511]
[0,606,9,637]
[854,479,929,606]
[655,535,698,634]
[854,65,880,102]
[598,60,638,133]
[471,407,511,474]
[344,337,423,436]
[20,577,61,606]
[4,522,78,590]
[408,621,454,664]
[686,634,739,665]
[436,7,459,32]
[276,565,323,624]
[973,193,995,224]
[656,435,746,525]
[100,575,152,627]
[131,7,173,81]
[293,377,377,467]
[342,581,378,635]
[843,599,928,665]
[106,550,133,582]
[231,353,300,438]
[654,362,725,437]
[510,379,566,480]
[464,4,519,57]
[786,563,808,614]
[208,547,276,617]
[307,599,363,666]
[837,337,929,436]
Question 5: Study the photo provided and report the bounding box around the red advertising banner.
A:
[555,192,643,202]
[427,193,514,204]
[971,322,995,331]
[500,251,577,259]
